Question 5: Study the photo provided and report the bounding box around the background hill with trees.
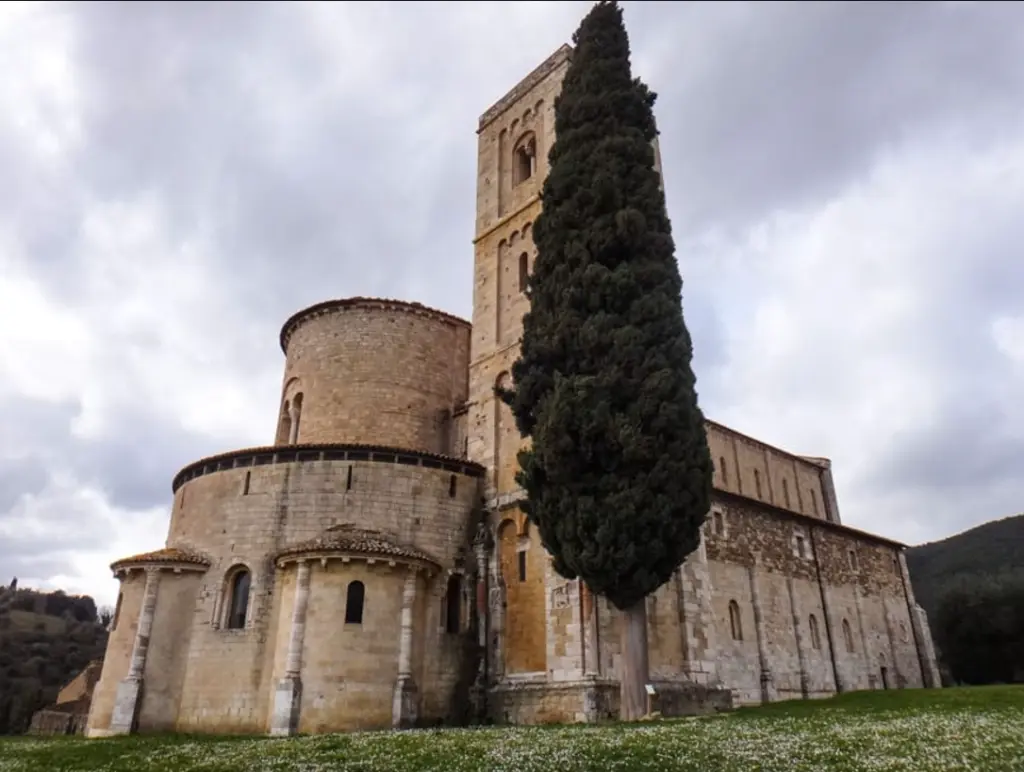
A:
[906,514,1024,685]
[0,580,110,734]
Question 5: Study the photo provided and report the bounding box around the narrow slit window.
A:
[754,469,762,499]
[518,550,527,582]
[729,600,743,641]
[448,474,457,498]
[782,478,790,508]
[346,466,353,491]
[226,569,251,630]
[445,574,461,634]
[719,456,728,486]
[345,581,365,625]
[518,253,529,292]
[242,470,251,496]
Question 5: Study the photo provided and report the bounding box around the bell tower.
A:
[466,45,572,498]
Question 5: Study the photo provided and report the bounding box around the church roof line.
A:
[279,297,471,355]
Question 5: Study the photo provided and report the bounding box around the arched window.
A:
[226,568,251,630]
[345,581,365,625]
[513,134,536,185]
[290,393,303,444]
[808,614,821,650]
[848,549,858,572]
[518,252,529,293]
[728,600,743,641]
[842,618,854,652]
[444,574,462,634]
[278,399,292,446]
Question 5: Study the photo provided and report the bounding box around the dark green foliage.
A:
[0,586,108,735]
[905,513,1024,617]
[932,572,1024,685]
[500,0,712,610]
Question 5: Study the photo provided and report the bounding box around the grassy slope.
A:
[1,686,1022,772]
[5,611,66,635]
[905,513,1024,615]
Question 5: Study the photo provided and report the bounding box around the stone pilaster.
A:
[490,537,506,682]
[785,576,810,699]
[747,561,776,704]
[271,560,311,736]
[287,404,300,444]
[581,582,601,723]
[109,568,161,735]
[852,584,872,686]
[392,570,419,728]
[898,553,941,688]
[678,531,719,684]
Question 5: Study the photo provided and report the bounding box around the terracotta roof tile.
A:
[276,525,439,566]
[110,547,211,571]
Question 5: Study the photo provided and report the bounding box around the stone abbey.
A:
[84,45,941,737]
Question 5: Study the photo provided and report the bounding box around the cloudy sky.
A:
[2,0,1023,608]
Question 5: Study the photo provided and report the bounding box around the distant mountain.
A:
[906,514,1024,621]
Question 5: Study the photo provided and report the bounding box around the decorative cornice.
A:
[172,442,485,493]
[279,297,471,354]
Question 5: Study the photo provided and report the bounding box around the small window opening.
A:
[518,253,529,293]
[448,474,457,498]
[795,535,806,559]
[809,614,821,649]
[782,478,791,509]
[712,511,724,537]
[719,456,728,486]
[345,581,365,625]
[346,466,353,491]
[513,136,536,185]
[445,574,461,634]
[226,569,251,630]
[518,550,527,583]
[848,549,858,572]
[842,618,854,652]
[754,469,762,499]
[728,600,743,641]
[242,470,251,496]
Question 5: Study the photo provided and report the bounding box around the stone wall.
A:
[704,494,925,705]
[276,298,471,453]
[87,571,145,735]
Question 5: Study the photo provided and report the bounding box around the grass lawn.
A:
[1,685,1021,771]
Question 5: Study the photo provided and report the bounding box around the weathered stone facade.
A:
[85,45,940,739]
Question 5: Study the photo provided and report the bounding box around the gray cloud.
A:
[1,0,1023,601]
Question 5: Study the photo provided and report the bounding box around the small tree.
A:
[500,0,713,719]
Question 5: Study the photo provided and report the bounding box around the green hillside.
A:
[905,513,1024,617]
[0,583,109,735]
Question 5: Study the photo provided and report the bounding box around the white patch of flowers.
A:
[1,689,1022,771]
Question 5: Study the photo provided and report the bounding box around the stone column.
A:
[109,567,161,735]
[392,570,419,728]
[898,553,941,688]
[490,539,506,681]
[271,560,312,736]
[581,582,601,723]
[678,531,719,684]
[747,561,776,704]
[287,404,300,445]
[786,576,810,699]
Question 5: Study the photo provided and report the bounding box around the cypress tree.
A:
[499,0,713,719]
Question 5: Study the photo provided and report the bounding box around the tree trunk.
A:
[619,597,650,721]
